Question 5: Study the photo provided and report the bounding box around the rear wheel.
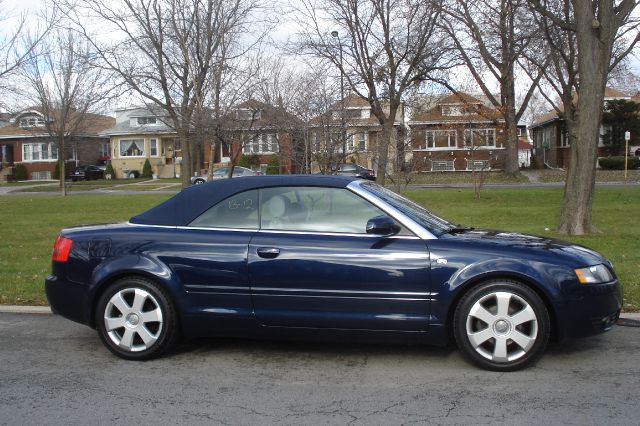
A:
[96,277,178,360]
[453,280,550,371]
[193,178,206,184]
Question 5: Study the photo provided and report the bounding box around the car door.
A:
[248,186,432,331]
[163,189,259,319]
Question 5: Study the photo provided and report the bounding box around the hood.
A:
[440,228,608,267]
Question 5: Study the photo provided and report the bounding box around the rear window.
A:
[189,190,259,229]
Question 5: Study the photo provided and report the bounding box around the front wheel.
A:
[96,277,178,360]
[453,280,550,371]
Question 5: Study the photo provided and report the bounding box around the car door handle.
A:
[257,247,280,259]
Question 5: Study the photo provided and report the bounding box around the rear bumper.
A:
[45,275,92,326]
[557,280,623,340]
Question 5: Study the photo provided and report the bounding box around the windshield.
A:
[359,181,455,236]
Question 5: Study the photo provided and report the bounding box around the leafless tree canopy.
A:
[438,0,544,175]
[526,0,639,235]
[294,0,454,184]
[21,29,109,195]
[68,0,264,186]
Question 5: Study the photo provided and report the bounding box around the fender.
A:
[429,255,576,328]
[84,254,185,327]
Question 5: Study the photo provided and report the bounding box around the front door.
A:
[248,186,432,331]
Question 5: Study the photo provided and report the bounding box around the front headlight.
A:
[574,264,614,284]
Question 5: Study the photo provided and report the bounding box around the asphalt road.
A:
[0,313,639,425]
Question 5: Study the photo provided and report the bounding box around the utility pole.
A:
[331,30,346,166]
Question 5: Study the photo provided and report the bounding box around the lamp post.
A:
[331,30,346,165]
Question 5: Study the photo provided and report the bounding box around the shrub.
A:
[105,162,115,178]
[238,154,261,169]
[13,163,28,181]
[599,156,640,170]
[141,158,152,178]
[265,155,280,175]
[129,170,140,179]
[53,161,60,180]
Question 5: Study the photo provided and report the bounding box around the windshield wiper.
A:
[444,225,474,234]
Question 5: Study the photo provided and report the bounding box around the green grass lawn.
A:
[0,187,638,310]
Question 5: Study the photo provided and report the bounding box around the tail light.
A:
[368,169,375,177]
[52,235,73,262]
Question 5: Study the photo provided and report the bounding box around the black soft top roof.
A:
[129,175,358,226]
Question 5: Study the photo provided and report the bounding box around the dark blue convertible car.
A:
[45,175,622,371]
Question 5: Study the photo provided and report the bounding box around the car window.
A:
[260,187,392,234]
[341,164,356,172]
[189,190,258,229]
[213,168,227,176]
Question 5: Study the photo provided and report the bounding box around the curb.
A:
[0,305,52,314]
[0,305,639,319]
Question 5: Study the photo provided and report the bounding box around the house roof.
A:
[227,99,302,129]
[0,110,114,139]
[530,87,634,129]
[409,92,503,124]
[518,138,533,150]
[308,94,402,127]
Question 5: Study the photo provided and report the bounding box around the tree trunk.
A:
[59,136,67,197]
[376,121,396,186]
[502,73,520,176]
[178,128,192,188]
[557,3,612,235]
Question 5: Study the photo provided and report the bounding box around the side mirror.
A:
[366,215,400,236]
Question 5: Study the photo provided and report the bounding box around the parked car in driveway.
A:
[191,166,262,184]
[331,163,376,180]
[69,165,105,181]
[45,175,621,371]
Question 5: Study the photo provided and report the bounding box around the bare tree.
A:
[438,0,544,176]
[528,0,640,235]
[21,29,109,196]
[69,0,262,187]
[0,1,56,105]
[294,0,454,185]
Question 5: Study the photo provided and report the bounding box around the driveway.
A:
[0,313,638,425]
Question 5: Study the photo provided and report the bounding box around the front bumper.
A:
[557,280,622,340]
[45,274,92,326]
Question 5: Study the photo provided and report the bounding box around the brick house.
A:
[307,94,406,173]
[529,88,632,169]
[0,109,114,181]
[204,100,303,174]
[408,92,507,172]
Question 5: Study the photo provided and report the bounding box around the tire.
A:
[96,277,178,360]
[453,279,550,371]
[193,178,206,185]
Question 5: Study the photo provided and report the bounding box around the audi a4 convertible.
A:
[45,175,622,371]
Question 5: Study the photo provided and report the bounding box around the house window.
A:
[119,139,145,157]
[463,129,496,147]
[346,134,355,152]
[19,116,45,128]
[431,160,455,171]
[237,109,260,121]
[361,109,370,119]
[22,143,58,161]
[467,160,490,171]
[559,129,569,148]
[425,130,457,149]
[32,171,52,180]
[358,132,366,151]
[243,134,277,154]
[517,128,523,137]
[150,138,158,156]
[136,116,157,125]
[99,143,110,158]
[311,132,321,153]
